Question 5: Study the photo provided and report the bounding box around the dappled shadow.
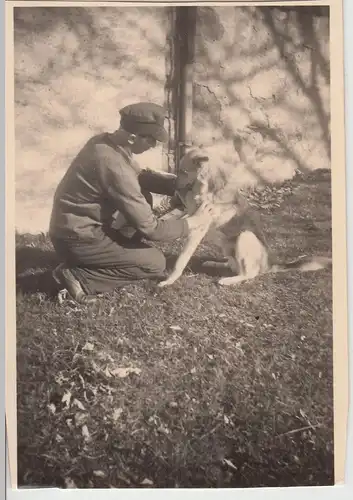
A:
[14,5,172,228]
[15,5,331,234]
[191,5,330,181]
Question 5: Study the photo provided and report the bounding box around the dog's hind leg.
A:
[218,231,269,286]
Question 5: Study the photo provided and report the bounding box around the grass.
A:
[16,169,333,489]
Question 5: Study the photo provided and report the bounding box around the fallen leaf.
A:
[82,425,91,442]
[78,374,86,388]
[74,412,87,427]
[222,458,237,471]
[66,418,74,429]
[190,367,196,374]
[55,434,64,443]
[104,366,112,378]
[64,477,77,489]
[113,408,123,422]
[47,403,56,415]
[73,399,85,411]
[83,342,95,351]
[168,325,183,332]
[93,470,106,478]
[55,373,68,386]
[111,367,141,378]
[158,425,170,435]
[141,478,154,486]
[62,391,72,408]
[91,361,100,373]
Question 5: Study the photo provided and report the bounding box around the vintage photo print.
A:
[6,0,348,491]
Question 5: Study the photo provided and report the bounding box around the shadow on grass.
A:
[15,245,232,298]
[16,246,60,297]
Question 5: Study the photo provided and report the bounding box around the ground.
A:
[15,169,333,489]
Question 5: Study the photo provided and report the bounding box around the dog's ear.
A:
[190,149,209,164]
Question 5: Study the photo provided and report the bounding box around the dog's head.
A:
[176,147,210,193]
[175,146,246,213]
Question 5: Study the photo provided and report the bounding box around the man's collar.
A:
[105,133,141,173]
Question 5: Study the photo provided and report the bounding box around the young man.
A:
[49,102,212,304]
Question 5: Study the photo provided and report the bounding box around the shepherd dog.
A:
[158,140,331,287]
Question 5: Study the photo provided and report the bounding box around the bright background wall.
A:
[14,6,330,233]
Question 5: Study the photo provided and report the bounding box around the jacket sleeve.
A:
[138,169,177,196]
[95,145,189,242]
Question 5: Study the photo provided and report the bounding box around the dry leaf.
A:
[104,366,112,378]
[190,367,196,374]
[299,409,306,419]
[73,399,85,411]
[141,478,154,486]
[222,458,237,471]
[93,470,106,478]
[55,373,68,386]
[111,367,141,378]
[66,418,74,429]
[82,425,91,442]
[64,477,77,489]
[113,408,123,422]
[78,374,86,388]
[74,412,87,427]
[55,434,64,443]
[169,325,183,332]
[48,403,56,415]
[62,390,72,408]
[91,361,100,373]
[83,342,95,351]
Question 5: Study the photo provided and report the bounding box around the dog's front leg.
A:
[158,223,211,287]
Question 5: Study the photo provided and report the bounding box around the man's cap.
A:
[119,102,168,143]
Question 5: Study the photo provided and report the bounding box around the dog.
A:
[158,142,332,287]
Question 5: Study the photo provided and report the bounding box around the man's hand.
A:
[186,201,216,231]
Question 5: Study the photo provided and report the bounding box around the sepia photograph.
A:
[8,0,345,490]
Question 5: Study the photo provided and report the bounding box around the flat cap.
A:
[119,102,168,143]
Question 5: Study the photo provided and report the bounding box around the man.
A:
[49,102,212,304]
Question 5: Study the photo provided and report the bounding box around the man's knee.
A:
[141,248,166,276]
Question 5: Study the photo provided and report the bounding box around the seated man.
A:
[49,101,211,304]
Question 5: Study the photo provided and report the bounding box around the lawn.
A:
[15,169,333,489]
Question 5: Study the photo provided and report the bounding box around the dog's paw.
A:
[218,277,239,286]
[157,278,175,288]
[218,276,245,286]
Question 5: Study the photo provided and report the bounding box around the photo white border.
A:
[4,0,352,497]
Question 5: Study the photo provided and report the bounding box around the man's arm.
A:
[95,145,188,242]
[138,168,177,197]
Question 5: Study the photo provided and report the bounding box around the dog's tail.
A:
[270,255,332,274]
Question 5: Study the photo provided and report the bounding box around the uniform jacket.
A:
[49,133,188,243]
